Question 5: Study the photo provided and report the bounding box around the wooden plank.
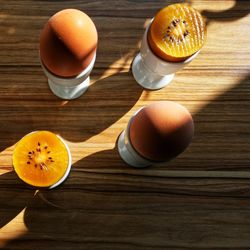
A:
[0,0,250,249]
[2,171,250,249]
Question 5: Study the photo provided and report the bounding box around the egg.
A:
[40,9,98,77]
[129,101,194,162]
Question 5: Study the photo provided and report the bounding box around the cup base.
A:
[48,77,89,100]
[118,131,151,168]
[132,53,174,90]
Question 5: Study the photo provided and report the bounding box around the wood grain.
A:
[0,0,250,249]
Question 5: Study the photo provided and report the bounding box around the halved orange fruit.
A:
[148,3,206,62]
[13,131,71,188]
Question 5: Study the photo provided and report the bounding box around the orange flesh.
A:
[148,3,206,62]
[13,131,69,188]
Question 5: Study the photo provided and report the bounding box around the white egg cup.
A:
[40,53,96,100]
[118,108,156,168]
[49,135,72,189]
[132,21,200,90]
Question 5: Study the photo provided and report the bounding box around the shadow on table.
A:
[0,71,143,152]
[201,0,249,24]
[1,72,250,248]
[2,146,250,249]
[44,70,143,142]
[0,171,35,229]
[188,74,250,171]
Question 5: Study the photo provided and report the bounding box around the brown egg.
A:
[129,101,194,162]
[40,9,98,77]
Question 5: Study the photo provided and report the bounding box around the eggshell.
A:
[40,9,98,77]
[129,101,194,162]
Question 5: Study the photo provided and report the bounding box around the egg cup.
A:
[49,135,72,189]
[132,21,199,90]
[118,108,155,168]
[40,53,96,100]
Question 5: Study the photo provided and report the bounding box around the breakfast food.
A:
[13,131,71,188]
[129,101,194,162]
[148,3,206,62]
[40,9,98,77]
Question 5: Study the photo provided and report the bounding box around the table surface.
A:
[0,0,250,249]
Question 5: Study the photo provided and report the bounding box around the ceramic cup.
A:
[49,134,72,189]
[132,20,199,90]
[118,108,156,168]
[40,53,96,100]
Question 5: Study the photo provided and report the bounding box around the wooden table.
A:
[0,0,250,249]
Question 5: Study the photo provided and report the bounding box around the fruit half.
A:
[148,3,206,62]
[13,131,71,188]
